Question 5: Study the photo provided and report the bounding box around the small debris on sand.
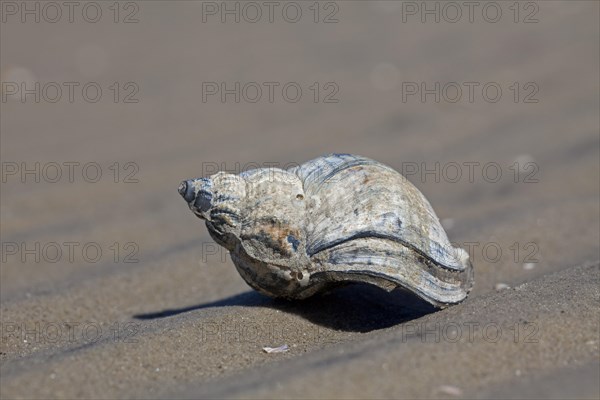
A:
[436,384,463,397]
[523,263,537,271]
[262,344,289,354]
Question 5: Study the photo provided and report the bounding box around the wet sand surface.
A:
[1,1,599,399]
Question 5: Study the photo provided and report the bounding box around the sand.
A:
[1,1,599,399]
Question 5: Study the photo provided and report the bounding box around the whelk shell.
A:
[179,154,474,308]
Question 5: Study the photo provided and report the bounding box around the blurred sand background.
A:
[1,1,599,398]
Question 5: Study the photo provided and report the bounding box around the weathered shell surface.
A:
[179,154,474,308]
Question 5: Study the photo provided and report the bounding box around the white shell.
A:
[179,154,474,308]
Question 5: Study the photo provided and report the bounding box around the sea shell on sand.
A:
[179,154,474,308]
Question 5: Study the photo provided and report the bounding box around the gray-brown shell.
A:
[179,154,474,308]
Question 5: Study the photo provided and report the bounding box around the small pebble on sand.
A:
[436,385,463,397]
[262,344,289,354]
[523,263,537,270]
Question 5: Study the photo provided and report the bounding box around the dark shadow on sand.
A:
[133,283,437,332]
